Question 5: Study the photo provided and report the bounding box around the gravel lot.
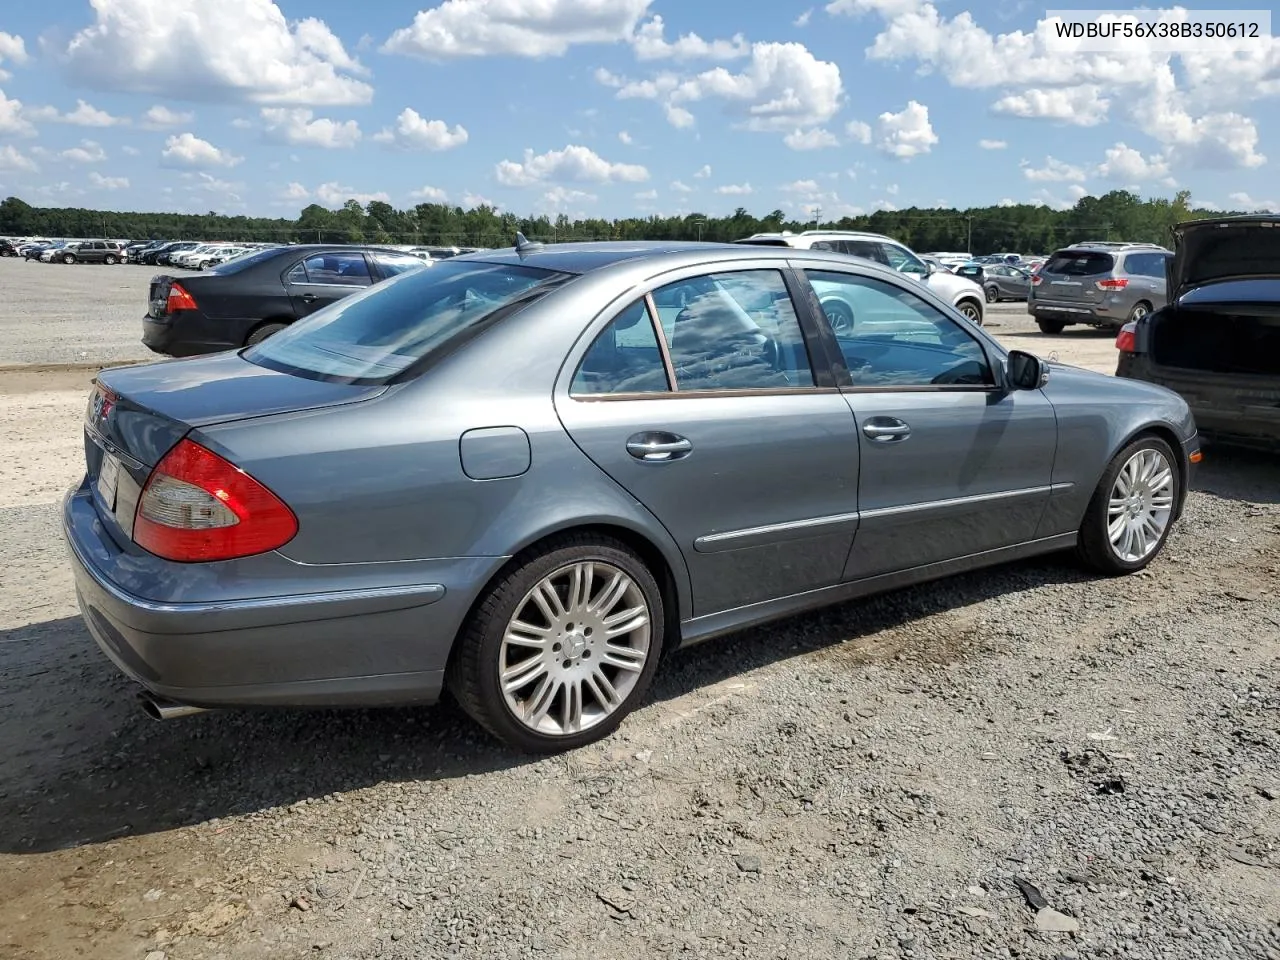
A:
[1,257,1277,960]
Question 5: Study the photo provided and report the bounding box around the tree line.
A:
[0,189,1248,255]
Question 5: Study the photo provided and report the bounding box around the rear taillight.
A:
[166,282,198,313]
[1115,321,1137,353]
[133,439,297,563]
[1096,278,1128,291]
[1031,274,1043,286]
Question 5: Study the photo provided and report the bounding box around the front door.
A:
[796,265,1059,581]
[285,250,374,318]
[554,266,862,617]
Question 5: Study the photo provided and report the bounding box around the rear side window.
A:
[1123,252,1168,277]
[1044,251,1115,276]
[570,300,670,395]
[294,252,373,286]
[245,260,566,383]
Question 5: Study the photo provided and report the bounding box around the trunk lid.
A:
[1170,215,1280,301]
[1036,249,1115,303]
[92,352,387,466]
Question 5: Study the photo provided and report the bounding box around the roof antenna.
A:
[514,231,544,256]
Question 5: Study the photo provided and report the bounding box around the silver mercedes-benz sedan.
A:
[64,239,1201,752]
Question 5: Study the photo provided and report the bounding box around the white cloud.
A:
[1021,156,1087,182]
[634,188,658,200]
[384,0,651,59]
[997,197,1016,207]
[600,41,842,138]
[161,132,243,168]
[794,9,813,27]
[281,181,310,201]
[631,15,748,61]
[540,186,598,211]
[121,145,140,156]
[0,33,27,81]
[495,144,648,186]
[30,100,128,127]
[409,185,449,202]
[694,164,711,178]
[142,104,194,128]
[372,108,468,151]
[89,171,129,190]
[230,117,254,130]
[875,101,937,159]
[1030,188,1076,211]
[0,89,34,136]
[829,0,1272,172]
[978,138,1007,149]
[885,183,899,195]
[618,130,633,144]
[992,85,1110,126]
[670,180,693,192]
[782,179,821,195]
[186,171,245,203]
[1095,143,1169,181]
[844,120,871,145]
[315,181,391,207]
[261,107,361,148]
[0,144,36,171]
[64,0,372,105]
[784,127,838,150]
[715,182,753,195]
[1227,192,1279,212]
[872,199,898,212]
[60,140,108,164]
[462,191,499,209]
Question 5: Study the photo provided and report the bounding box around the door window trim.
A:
[793,262,1005,394]
[566,263,844,401]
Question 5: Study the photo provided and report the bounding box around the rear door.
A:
[1038,250,1115,307]
[796,264,1058,580]
[554,263,862,618]
[284,251,374,318]
[1122,252,1169,308]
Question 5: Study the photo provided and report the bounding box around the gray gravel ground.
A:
[0,260,1277,960]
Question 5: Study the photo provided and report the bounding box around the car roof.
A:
[455,239,916,275]
[1056,241,1171,253]
[737,230,895,244]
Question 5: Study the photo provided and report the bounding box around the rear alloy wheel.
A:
[245,322,287,346]
[449,536,665,752]
[104,254,117,265]
[984,285,998,303]
[1077,435,1178,575]
[822,298,854,334]
[62,254,76,265]
[957,300,983,325]
[1036,318,1067,334]
[1127,302,1151,324]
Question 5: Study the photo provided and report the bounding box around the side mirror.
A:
[1006,350,1048,390]
[925,261,937,275]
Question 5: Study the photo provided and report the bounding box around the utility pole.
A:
[813,206,822,229]
[966,216,973,254]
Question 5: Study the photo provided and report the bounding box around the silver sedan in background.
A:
[65,240,1200,752]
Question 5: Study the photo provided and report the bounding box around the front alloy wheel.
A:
[957,300,983,325]
[1077,435,1179,574]
[449,535,665,752]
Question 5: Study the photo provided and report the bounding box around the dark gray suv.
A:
[1029,242,1172,333]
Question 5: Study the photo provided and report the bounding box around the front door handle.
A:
[626,432,692,462]
[863,418,911,442]
[299,293,318,303]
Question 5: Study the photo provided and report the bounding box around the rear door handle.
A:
[863,418,911,442]
[626,432,692,462]
[299,293,318,303]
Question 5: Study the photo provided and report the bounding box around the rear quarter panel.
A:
[1036,364,1196,534]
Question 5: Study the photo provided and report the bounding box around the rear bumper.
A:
[142,311,245,357]
[1117,354,1280,450]
[1029,297,1124,326]
[63,485,455,708]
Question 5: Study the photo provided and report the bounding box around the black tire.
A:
[104,254,117,265]
[821,298,854,334]
[62,254,76,265]
[984,285,998,303]
[1037,318,1067,334]
[447,534,666,753]
[245,322,287,346]
[1076,433,1179,576]
[1127,301,1152,324]
[957,300,983,325]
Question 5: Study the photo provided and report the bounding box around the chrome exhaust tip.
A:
[138,691,210,720]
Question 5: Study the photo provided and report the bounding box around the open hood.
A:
[1170,215,1280,301]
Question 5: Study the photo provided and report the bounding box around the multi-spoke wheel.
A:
[1077,435,1180,574]
[448,536,665,752]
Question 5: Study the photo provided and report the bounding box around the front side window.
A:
[246,260,566,383]
[805,270,993,388]
[570,300,670,395]
[650,270,815,391]
[299,252,373,286]
[879,242,928,275]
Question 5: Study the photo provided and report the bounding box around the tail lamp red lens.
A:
[1115,322,1137,353]
[1095,278,1129,291]
[133,438,297,562]
[166,282,198,313]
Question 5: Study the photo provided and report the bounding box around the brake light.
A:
[1096,278,1128,291]
[1115,321,1137,353]
[133,438,297,562]
[1031,274,1043,286]
[166,282,198,313]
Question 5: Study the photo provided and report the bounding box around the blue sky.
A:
[0,0,1276,218]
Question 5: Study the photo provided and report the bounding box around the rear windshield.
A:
[244,260,567,384]
[1043,251,1115,276]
